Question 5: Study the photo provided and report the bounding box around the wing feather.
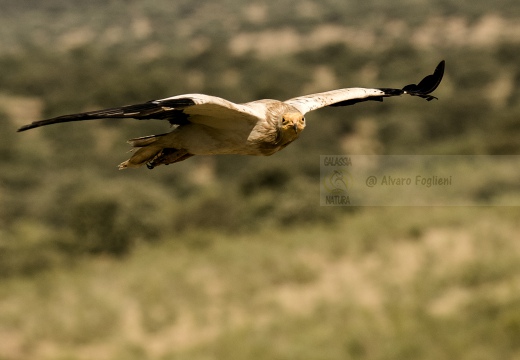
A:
[18,94,263,132]
[285,60,445,115]
[18,61,444,132]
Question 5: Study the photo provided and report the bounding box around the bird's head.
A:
[270,110,306,148]
[280,112,306,135]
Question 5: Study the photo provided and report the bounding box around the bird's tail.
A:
[118,134,193,170]
[118,134,166,169]
[127,134,166,147]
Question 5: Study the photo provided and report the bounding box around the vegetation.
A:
[0,0,519,359]
[2,208,520,359]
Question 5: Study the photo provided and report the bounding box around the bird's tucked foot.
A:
[146,148,194,169]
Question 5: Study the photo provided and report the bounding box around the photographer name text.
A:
[368,175,452,188]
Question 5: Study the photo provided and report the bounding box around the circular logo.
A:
[323,170,352,194]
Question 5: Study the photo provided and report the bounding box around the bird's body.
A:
[18,61,445,170]
[154,97,303,156]
[116,96,306,168]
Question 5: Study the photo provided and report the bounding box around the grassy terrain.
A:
[2,207,520,359]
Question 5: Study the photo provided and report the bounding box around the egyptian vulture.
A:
[18,60,445,169]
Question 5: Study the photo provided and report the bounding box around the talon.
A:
[145,149,164,169]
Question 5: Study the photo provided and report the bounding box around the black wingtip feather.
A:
[335,60,445,107]
[17,125,32,132]
[17,97,198,132]
[402,60,445,98]
[17,111,124,132]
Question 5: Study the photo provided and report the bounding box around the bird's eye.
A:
[302,117,305,123]
[282,117,288,124]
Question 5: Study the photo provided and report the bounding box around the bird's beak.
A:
[293,123,298,133]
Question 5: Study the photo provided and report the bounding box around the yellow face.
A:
[281,112,306,135]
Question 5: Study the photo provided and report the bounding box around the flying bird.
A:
[18,60,445,170]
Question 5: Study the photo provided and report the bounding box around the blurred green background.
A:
[1,0,520,359]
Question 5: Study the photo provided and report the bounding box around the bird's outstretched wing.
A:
[17,94,263,132]
[285,60,445,115]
